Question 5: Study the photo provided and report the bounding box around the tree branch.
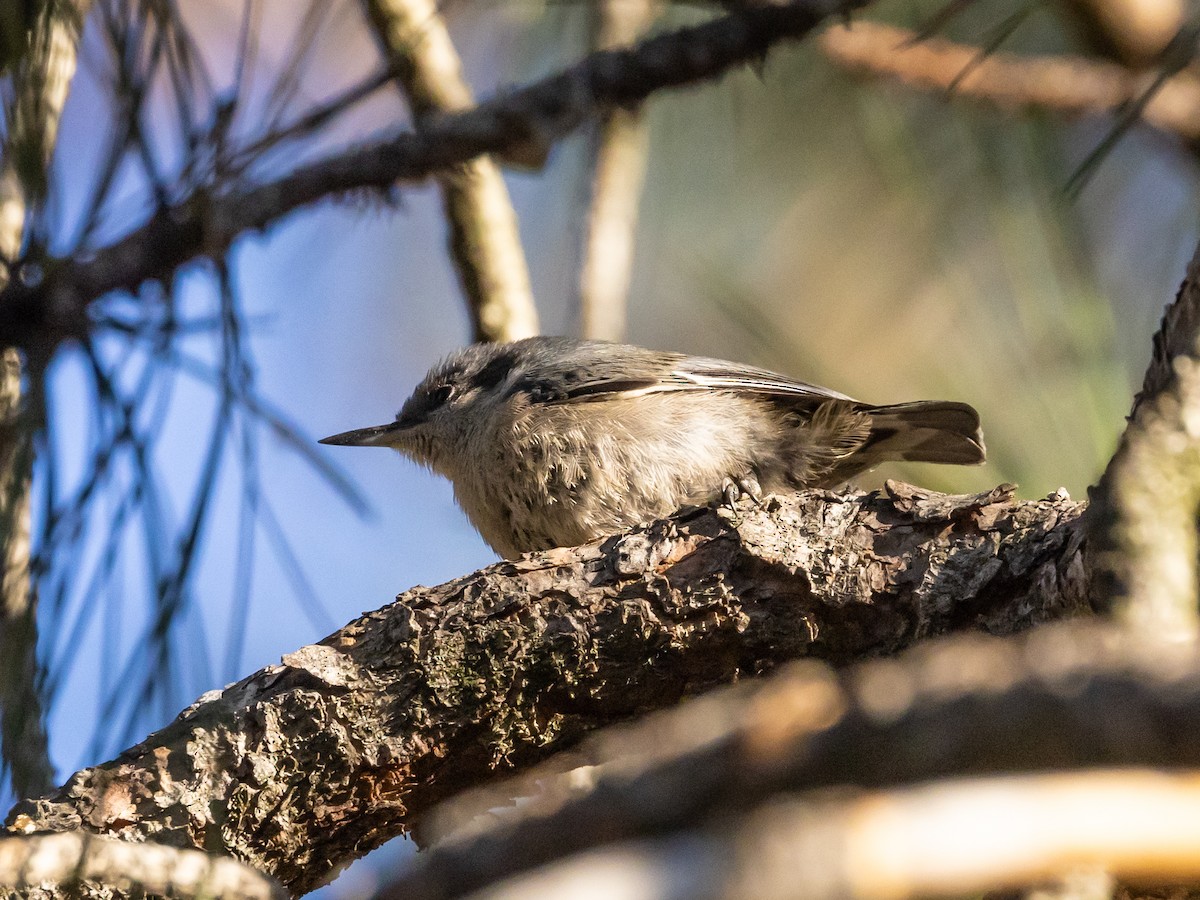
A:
[5,482,1082,895]
[0,0,92,801]
[577,0,659,341]
[363,0,538,343]
[0,0,869,358]
[819,21,1200,142]
[1089,238,1200,639]
[422,770,1200,900]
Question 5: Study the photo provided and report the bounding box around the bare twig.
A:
[577,0,660,341]
[0,0,872,357]
[0,831,286,899]
[363,0,538,343]
[819,20,1200,141]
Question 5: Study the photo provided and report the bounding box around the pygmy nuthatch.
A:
[320,336,986,559]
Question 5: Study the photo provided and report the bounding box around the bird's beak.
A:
[319,420,408,447]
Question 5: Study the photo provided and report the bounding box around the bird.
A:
[320,336,986,559]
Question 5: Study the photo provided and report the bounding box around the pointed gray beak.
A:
[319,421,407,447]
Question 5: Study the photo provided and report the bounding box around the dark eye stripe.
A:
[475,352,516,392]
[397,382,454,425]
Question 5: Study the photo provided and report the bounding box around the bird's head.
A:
[319,341,527,472]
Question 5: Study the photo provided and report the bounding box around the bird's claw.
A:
[721,474,763,509]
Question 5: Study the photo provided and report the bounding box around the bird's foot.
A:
[721,473,763,509]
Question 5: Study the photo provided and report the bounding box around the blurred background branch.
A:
[1060,0,1182,66]
[0,830,286,899]
[363,0,538,343]
[0,0,91,802]
[427,772,1200,900]
[576,0,659,341]
[820,20,1200,142]
[377,623,1200,900]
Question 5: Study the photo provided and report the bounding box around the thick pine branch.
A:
[6,483,1082,895]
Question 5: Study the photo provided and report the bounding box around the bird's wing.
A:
[524,346,856,405]
[665,356,857,402]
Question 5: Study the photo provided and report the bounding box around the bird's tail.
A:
[864,401,986,466]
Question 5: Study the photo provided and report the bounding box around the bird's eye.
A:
[430,383,455,408]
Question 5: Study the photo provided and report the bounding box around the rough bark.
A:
[6,482,1084,895]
